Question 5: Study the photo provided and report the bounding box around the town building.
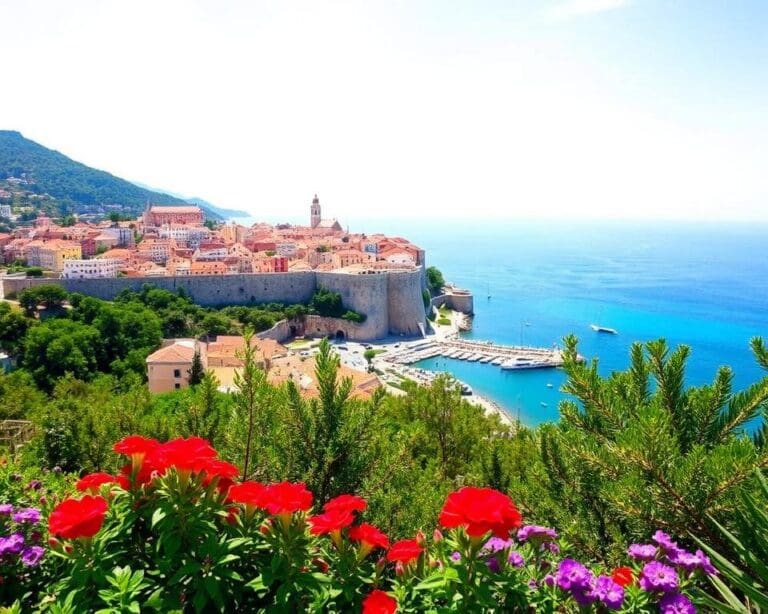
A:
[145,339,202,393]
[62,258,120,279]
[38,240,82,272]
[143,204,204,227]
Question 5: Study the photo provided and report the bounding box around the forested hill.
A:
[0,130,243,219]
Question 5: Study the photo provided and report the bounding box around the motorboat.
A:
[590,324,618,334]
[500,356,552,370]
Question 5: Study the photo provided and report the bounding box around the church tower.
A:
[310,194,321,228]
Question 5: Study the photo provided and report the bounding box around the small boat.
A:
[590,324,618,335]
[546,383,553,388]
[540,402,548,407]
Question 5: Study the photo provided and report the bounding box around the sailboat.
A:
[487,282,491,300]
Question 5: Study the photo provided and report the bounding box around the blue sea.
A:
[348,218,768,426]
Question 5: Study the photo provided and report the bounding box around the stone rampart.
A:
[431,290,474,315]
[2,268,427,341]
[0,276,63,298]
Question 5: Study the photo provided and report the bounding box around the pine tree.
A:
[539,335,768,560]
[188,350,204,387]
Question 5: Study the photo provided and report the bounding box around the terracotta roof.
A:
[146,342,196,364]
[149,206,202,214]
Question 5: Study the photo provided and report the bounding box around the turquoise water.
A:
[348,218,768,426]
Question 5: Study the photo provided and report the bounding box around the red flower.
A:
[76,473,121,494]
[113,436,160,468]
[612,566,634,587]
[362,589,397,614]
[386,539,423,564]
[194,459,240,485]
[323,494,366,514]
[439,487,522,538]
[227,481,266,508]
[309,509,355,535]
[156,437,217,473]
[257,482,313,517]
[48,496,108,539]
[349,523,390,558]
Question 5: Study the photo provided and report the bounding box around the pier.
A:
[385,338,571,369]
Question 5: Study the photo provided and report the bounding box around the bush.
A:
[341,310,366,324]
[2,435,715,612]
[438,317,451,326]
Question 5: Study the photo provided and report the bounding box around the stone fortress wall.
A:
[2,269,428,341]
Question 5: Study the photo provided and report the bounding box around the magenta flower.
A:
[0,533,25,556]
[594,575,625,610]
[659,592,696,614]
[543,574,555,587]
[0,503,13,515]
[639,561,679,593]
[21,545,44,567]
[508,550,524,567]
[653,530,682,555]
[12,508,41,524]
[486,557,501,573]
[628,543,658,561]
[695,549,718,575]
[556,559,593,591]
[517,524,558,544]
[482,537,514,553]
[450,551,462,562]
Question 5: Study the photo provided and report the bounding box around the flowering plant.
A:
[2,436,717,612]
[0,503,45,602]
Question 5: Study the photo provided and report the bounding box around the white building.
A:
[0,205,11,219]
[62,258,120,279]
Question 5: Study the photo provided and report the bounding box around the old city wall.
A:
[431,292,474,315]
[0,276,63,298]
[62,272,318,306]
[3,269,428,341]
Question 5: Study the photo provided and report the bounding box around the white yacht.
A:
[590,324,618,334]
[500,356,552,370]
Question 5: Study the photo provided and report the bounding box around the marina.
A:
[383,338,574,370]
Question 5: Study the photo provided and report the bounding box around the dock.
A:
[385,338,572,369]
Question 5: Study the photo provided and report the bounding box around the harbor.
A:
[383,338,571,370]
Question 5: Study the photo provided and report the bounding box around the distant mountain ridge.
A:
[0,130,248,220]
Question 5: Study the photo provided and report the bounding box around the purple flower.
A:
[571,583,598,607]
[0,533,25,556]
[556,559,593,591]
[486,557,501,573]
[543,574,555,587]
[450,551,462,562]
[653,530,681,555]
[508,550,524,567]
[695,549,717,575]
[482,537,514,553]
[659,592,696,614]
[667,549,701,571]
[528,579,538,590]
[594,575,625,610]
[12,508,41,524]
[628,543,658,561]
[639,561,679,593]
[27,479,42,491]
[517,525,558,543]
[545,542,560,554]
[20,546,44,567]
[0,503,13,515]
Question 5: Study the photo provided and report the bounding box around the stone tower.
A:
[310,194,321,228]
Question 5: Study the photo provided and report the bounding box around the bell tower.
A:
[310,194,321,228]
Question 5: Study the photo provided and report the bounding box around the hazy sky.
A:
[1,0,766,221]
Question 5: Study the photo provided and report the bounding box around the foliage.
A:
[437,317,451,326]
[426,266,445,294]
[1,435,715,612]
[17,285,68,316]
[341,310,366,324]
[188,350,205,387]
[309,287,345,318]
[0,303,32,355]
[540,336,768,563]
[694,471,768,612]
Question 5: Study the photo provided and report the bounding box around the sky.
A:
[1,0,767,222]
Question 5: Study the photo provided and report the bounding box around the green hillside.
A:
[0,130,235,220]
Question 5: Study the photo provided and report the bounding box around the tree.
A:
[426,266,445,295]
[539,335,768,561]
[188,350,205,386]
[0,302,32,355]
[178,370,228,446]
[309,287,344,318]
[364,348,376,372]
[18,285,68,316]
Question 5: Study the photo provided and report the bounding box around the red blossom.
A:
[612,566,634,587]
[113,435,160,457]
[362,589,397,614]
[48,495,108,540]
[155,437,217,473]
[75,473,121,494]
[194,459,240,485]
[349,523,390,556]
[257,482,313,516]
[386,539,423,565]
[439,486,522,538]
[227,481,267,508]
[308,509,355,535]
[323,494,366,514]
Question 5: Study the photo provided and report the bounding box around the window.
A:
[173,369,181,378]
[174,383,181,390]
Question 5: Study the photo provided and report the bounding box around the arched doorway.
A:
[335,330,346,341]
